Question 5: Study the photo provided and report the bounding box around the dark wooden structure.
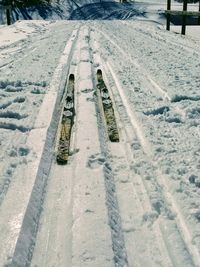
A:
[166,0,200,35]
[6,6,11,25]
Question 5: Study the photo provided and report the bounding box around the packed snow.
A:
[0,0,200,267]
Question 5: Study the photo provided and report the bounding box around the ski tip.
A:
[97,69,102,75]
[69,74,75,81]
[56,152,69,165]
[56,155,68,165]
[109,135,120,143]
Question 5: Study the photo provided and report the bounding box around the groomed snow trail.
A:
[0,21,77,267]
[91,21,200,267]
[27,28,80,267]
[0,20,200,267]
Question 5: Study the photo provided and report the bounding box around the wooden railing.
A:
[0,4,11,25]
[166,0,200,35]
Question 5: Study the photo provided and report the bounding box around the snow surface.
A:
[1,1,200,267]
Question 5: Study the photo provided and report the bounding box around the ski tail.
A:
[97,69,103,82]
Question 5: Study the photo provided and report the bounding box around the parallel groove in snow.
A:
[30,33,80,267]
[71,27,115,267]
[95,28,171,101]
[90,35,129,267]
[101,63,177,267]
[1,20,200,267]
[101,59,175,267]
[8,27,80,267]
[91,29,197,266]
[104,60,200,267]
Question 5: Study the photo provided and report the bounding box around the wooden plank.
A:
[165,10,200,17]
[166,0,171,31]
[165,0,200,35]
[182,0,187,35]
[6,8,11,25]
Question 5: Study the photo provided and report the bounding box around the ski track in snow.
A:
[0,21,77,266]
[0,19,200,267]
[101,60,199,267]
[91,21,200,266]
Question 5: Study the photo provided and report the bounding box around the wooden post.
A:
[6,7,11,25]
[166,0,171,31]
[181,0,187,35]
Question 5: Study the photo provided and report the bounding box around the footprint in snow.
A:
[86,97,94,102]
[87,154,106,169]
[142,211,159,226]
[81,88,94,94]
[9,146,30,157]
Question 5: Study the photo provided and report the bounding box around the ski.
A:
[56,74,75,164]
[97,69,119,142]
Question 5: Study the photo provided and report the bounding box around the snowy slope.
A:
[0,19,200,267]
[2,0,198,24]
[0,0,117,23]
[1,0,199,24]
[0,0,171,23]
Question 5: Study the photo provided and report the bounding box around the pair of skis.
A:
[56,70,119,164]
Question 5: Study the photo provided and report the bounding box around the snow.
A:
[171,26,200,41]
[0,0,200,266]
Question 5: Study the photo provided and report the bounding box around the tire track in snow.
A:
[103,60,200,267]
